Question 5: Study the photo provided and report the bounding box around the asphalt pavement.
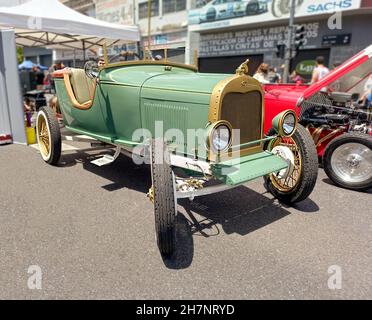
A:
[0,142,371,299]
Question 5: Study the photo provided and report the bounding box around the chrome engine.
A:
[300,92,372,135]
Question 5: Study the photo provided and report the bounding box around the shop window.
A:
[163,0,186,14]
[139,0,159,19]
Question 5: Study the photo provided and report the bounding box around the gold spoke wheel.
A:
[269,136,302,193]
[36,107,61,165]
[37,114,51,159]
[264,124,318,204]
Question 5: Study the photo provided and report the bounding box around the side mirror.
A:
[84,60,99,79]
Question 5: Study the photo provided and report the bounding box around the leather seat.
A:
[69,68,96,105]
[62,68,97,110]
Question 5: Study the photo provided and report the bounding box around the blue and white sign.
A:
[189,0,362,31]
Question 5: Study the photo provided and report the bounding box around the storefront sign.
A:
[143,31,187,49]
[295,60,317,75]
[189,0,361,31]
[199,22,320,57]
[322,34,352,45]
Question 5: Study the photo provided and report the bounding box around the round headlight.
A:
[209,122,232,153]
[272,110,298,137]
[282,112,296,136]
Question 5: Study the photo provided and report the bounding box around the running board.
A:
[90,146,121,167]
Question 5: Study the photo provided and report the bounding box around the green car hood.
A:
[141,71,230,105]
[142,71,229,93]
[100,65,230,104]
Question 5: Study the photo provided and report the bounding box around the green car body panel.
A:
[54,63,289,186]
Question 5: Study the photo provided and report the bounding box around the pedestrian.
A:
[360,75,372,106]
[290,70,303,84]
[43,71,51,93]
[253,63,270,84]
[49,61,65,93]
[311,56,330,84]
[23,97,35,127]
[268,67,281,84]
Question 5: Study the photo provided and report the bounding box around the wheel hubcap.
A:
[269,136,302,192]
[331,142,372,183]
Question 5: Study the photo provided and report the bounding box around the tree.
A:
[17,46,24,64]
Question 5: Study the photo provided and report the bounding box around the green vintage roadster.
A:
[37,52,318,256]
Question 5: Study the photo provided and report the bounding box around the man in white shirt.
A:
[311,56,330,92]
[311,56,330,84]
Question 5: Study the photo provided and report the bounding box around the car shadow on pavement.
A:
[58,151,315,269]
[178,186,293,237]
[282,198,320,213]
[162,214,194,270]
[57,147,116,168]
[82,153,152,194]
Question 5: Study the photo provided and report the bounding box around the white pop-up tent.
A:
[0,0,140,145]
[0,0,140,50]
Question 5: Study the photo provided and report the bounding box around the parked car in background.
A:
[264,45,372,191]
[199,0,268,23]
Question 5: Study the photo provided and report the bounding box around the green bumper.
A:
[212,151,288,186]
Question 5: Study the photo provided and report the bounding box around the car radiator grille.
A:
[221,91,262,150]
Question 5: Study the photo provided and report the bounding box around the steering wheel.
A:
[84,60,100,79]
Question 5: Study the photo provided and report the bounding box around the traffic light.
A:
[294,25,306,57]
[276,44,286,59]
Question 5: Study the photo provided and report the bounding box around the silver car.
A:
[199,0,268,23]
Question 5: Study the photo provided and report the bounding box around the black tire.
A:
[36,106,61,166]
[151,139,176,257]
[264,124,318,204]
[246,1,259,15]
[205,8,216,22]
[323,133,372,191]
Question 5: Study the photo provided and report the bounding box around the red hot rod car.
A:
[264,45,372,191]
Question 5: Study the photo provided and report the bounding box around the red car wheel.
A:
[323,133,372,191]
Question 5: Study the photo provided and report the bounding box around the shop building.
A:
[135,0,190,62]
[187,0,372,80]
[93,0,191,62]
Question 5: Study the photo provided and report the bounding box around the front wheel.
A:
[323,133,372,191]
[150,139,177,257]
[264,124,318,204]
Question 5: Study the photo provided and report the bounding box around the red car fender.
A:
[263,83,307,133]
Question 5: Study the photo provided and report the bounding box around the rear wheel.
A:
[36,106,61,165]
[323,133,372,191]
[264,124,318,204]
[150,139,177,257]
